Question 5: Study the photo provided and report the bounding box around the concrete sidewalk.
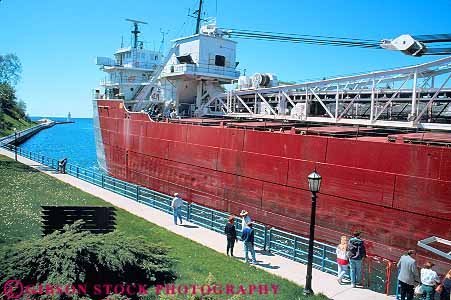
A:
[1,148,394,300]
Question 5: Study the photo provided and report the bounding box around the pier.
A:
[0,120,74,147]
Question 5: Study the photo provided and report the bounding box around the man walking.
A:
[397,250,419,300]
[347,231,366,287]
[241,222,257,264]
[171,192,183,225]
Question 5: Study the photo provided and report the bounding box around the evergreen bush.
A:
[0,221,176,299]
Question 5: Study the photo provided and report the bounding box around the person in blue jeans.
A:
[347,231,366,287]
[241,222,257,264]
[171,193,183,225]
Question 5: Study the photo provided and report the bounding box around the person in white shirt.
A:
[171,192,183,225]
[336,235,349,284]
[240,210,251,229]
[420,261,441,300]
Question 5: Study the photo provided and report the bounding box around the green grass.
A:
[0,155,328,300]
[0,113,36,137]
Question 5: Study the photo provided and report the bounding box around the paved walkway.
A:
[1,148,395,300]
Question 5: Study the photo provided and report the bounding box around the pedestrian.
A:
[171,192,183,225]
[58,158,67,173]
[224,215,238,256]
[397,250,419,300]
[420,261,441,300]
[240,210,251,229]
[241,222,257,264]
[439,269,451,300]
[347,231,366,288]
[336,235,349,284]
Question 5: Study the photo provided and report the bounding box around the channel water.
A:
[21,117,98,170]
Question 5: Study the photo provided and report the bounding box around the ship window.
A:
[177,55,194,64]
[215,55,225,67]
[130,88,134,91]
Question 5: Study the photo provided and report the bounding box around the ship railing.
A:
[0,144,399,296]
[100,78,150,86]
[161,63,240,79]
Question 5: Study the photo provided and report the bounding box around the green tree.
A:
[0,53,22,85]
[0,221,176,300]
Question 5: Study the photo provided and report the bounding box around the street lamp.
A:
[13,128,17,161]
[303,169,322,296]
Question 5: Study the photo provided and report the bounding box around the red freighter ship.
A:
[93,19,451,272]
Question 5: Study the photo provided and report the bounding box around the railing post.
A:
[321,245,326,271]
[136,185,139,202]
[187,203,191,222]
[268,228,272,253]
[101,174,104,188]
[113,178,116,191]
[210,211,214,229]
[263,226,268,251]
[293,236,297,261]
[76,167,79,178]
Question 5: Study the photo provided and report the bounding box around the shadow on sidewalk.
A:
[255,250,275,256]
[179,224,199,229]
[234,256,280,270]
[256,262,280,270]
[32,164,60,174]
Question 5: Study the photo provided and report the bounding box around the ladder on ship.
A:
[134,45,178,112]
[199,56,451,131]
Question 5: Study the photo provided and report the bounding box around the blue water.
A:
[21,117,98,170]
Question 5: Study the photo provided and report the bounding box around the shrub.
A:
[0,221,176,299]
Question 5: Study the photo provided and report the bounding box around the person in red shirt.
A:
[336,235,349,284]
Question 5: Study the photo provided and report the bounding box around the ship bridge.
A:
[199,56,451,131]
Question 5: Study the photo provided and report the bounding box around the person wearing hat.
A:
[224,215,238,256]
[171,192,183,225]
[241,222,257,264]
[240,210,252,229]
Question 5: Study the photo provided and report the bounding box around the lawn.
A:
[0,155,327,300]
[0,114,36,137]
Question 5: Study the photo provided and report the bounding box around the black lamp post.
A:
[303,169,322,296]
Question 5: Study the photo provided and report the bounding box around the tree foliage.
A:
[0,54,31,134]
[0,221,176,300]
[0,53,22,85]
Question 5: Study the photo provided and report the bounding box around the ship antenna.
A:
[125,18,148,48]
[195,0,203,34]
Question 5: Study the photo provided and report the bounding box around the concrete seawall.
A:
[0,120,73,146]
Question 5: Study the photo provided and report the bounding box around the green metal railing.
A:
[1,144,397,295]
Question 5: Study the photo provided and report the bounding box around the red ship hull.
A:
[95,100,451,272]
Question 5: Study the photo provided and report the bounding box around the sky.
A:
[1,0,450,118]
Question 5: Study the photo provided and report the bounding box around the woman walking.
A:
[224,216,238,256]
[420,262,441,300]
[439,269,451,300]
[336,235,349,284]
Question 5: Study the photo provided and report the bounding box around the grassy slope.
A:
[0,155,327,300]
[0,114,36,137]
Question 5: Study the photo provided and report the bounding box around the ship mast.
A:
[194,0,203,34]
[125,18,148,48]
